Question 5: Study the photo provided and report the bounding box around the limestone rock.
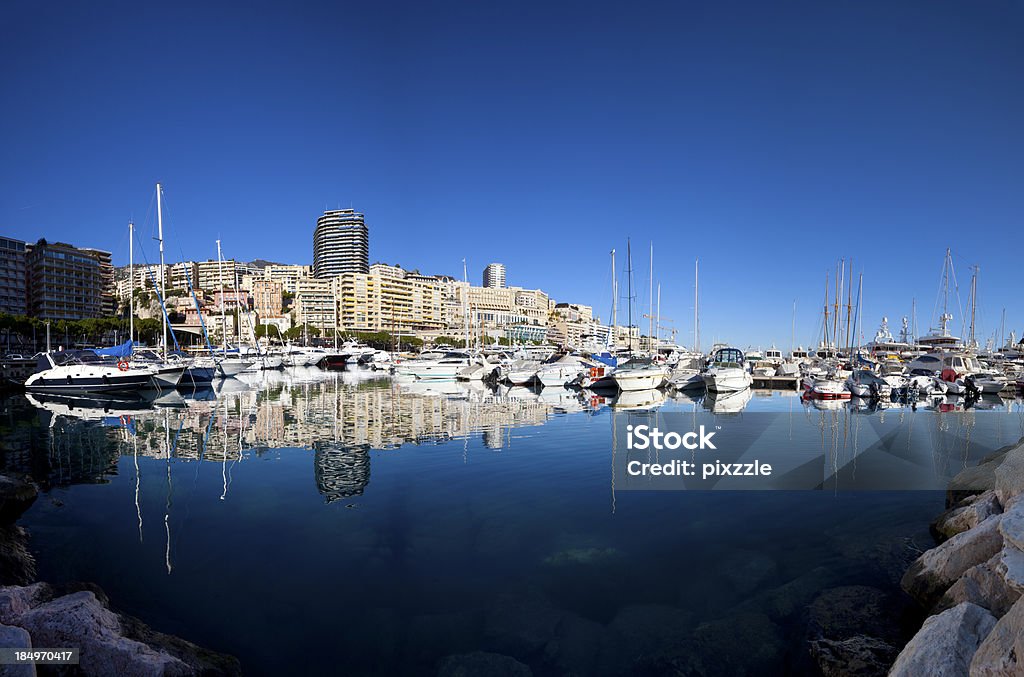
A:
[16,591,192,676]
[0,476,37,525]
[970,596,1024,676]
[809,634,898,677]
[933,491,1003,542]
[0,623,34,677]
[993,444,1024,509]
[437,651,532,677]
[936,555,1021,619]
[901,515,1004,606]
[0,584,51,625]
[997,497,1024,552]
[888,602,996,677]
[994,543,1024,595]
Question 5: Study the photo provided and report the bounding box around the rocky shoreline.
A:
[889,437,1024,676]
[0,473,241,676]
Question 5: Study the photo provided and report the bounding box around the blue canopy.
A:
[591,352,618,367]
[93,340,134,358]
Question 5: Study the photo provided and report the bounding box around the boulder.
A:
[597,603,694,673]
[0,476,37,525]
[0,527,35,587]
[733,566,838,622]
[808,634,898,677]
[437,651,532,677]
[901,515,1004,607]
[932,491,1003,542]
[888,602,996,677]
[970,596,1024,676]
[807,586,902,644]
[993,544,1024,595]
[936,555,1021,619]
[993,444,1024,509]
[0,623,34,677]
[0,585,52,625]
[997,498,1024,552]
[673,612,785,676]
[722,550,779,597]
[541,612,603,676]
[16,591,192,676]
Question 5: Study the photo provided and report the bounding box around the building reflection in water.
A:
[12,369,573,504]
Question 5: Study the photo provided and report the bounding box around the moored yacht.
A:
[25,351,154,393]
[702,347,753,393]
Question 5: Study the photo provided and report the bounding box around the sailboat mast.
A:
[648,242,653,353]
[969,265,978,348]
[462,258,469,349]
[217,239,226,352]
[694,258,699,354]
[823,272,830,351]
[610,249,617,348]
[844,259,853,355]
[156,183,166,358]
[656,283,661,349]
[627,239,633,354]
[129,221,135,348]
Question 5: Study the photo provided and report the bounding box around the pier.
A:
[752,375,801,390]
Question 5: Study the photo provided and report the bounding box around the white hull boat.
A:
[702,347,752,393]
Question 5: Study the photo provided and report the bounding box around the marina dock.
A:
[752,375,801,390]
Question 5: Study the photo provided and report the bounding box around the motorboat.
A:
[25,351,154,393]
[667,367,705,391]
[505,359,542,386]
[535,354,591,388]
[610,388,666,410]
[702,347,753,393]
[457,354,504,382]
[394,351,472,380]
[844,370,892,400]
[610,358,667,392]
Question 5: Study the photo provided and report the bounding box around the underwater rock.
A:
[807,634,897,677]
[807,585,902,644]
[437,651,532,677]
[0,475,37,525]
[0,527,35,587]
[901,515,1004,607]
[732,566,838,622]
[483,590,564,658]
[888,602,995,677]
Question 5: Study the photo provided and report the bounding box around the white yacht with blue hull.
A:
[24,352,154,393]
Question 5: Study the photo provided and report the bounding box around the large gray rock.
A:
[0,476,37,525]
[994,543,1024,595]
[933,491,1003,542]
[888,602,996,677]
[437,651,532,677]
[902,515,1005,606]
[993,444,1024,508]
[0,623,34,677]
[998,497,1024,552]
[970,596,1024,676]
[936,555,1021,619]
[0,585,50,626]
[16,591,192,676]
[809,634,898,677]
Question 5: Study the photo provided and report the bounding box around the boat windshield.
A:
[712,348,744,366]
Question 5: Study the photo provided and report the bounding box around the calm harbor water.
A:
[3,369,1024,675]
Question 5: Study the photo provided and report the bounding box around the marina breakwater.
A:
[890,435,1024,675]
[0,473,241,676]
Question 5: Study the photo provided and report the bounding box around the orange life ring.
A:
[117,360,130,372]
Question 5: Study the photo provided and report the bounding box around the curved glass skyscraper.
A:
[313,209,369,278]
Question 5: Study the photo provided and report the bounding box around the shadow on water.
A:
[2,370,1022,675]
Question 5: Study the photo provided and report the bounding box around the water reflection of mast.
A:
[133,424,143,543]
[164,409,173,575]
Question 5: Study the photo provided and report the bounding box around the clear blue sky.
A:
[2,1,1022,349]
